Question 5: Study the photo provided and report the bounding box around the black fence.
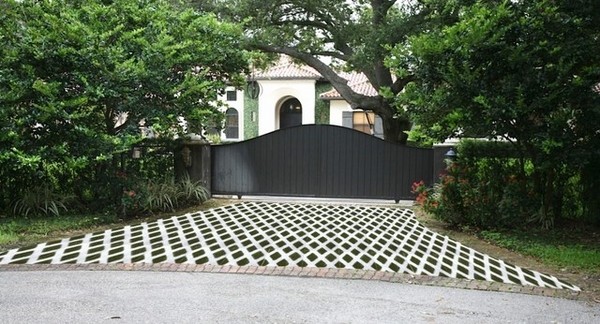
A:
[210,125,434,202]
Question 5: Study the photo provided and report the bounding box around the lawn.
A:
[479,228,600,274]
[0,200,228,251]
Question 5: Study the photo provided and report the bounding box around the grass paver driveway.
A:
[0,202,579,291]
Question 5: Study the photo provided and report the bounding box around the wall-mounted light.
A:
[444,148,457,168]
[181,146,192,167]
[247,80,262,100]
[132,147,142,159]
[444,148,457,160]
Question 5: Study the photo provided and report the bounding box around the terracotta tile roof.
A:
[252,56,322,80]
[251,55,378,98]
[319,72,377,99]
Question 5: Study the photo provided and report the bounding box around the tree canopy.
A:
[390,0,600,220]
[0,0,248,206]
[197,0,434,143]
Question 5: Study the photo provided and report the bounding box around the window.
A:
[342,111,383,138]
[353,111,375,134]
[226,90,237,101]
[225,108,239,139]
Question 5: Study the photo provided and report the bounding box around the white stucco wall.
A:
[257,79,317,135]
[329,99,353,126]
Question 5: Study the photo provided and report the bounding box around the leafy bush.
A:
[120,175,210,217]
[411,181,438,214]
[11,185,74,217]
[414,140,591,229]
[143,179,179,213]
[1,0,247,216]
[178,175,210,206]
[413,161,535,229]
[413,140,541,229]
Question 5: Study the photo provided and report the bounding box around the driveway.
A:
[0,271,598,323]
[0,201,579,291]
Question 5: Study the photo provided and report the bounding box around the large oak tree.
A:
[196,0,433,143]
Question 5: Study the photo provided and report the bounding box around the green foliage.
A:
[200,0,430,143]
[415,139,591,229]
[243,90,259,139]
[396,0,600,144]
[121,188,146,216]
[120,175,210,216]
[406,125,435,148]
[11,185,74,217]
[178,175,210,206]
[126,144,176,181]
[393,0,600,224]
[414,159,536,229]
[0,0,248,213]
[458,140,521,159]
[411,180,439,214]
[315,82,332,124]
[205,133,222,144]
[142,179,180,213]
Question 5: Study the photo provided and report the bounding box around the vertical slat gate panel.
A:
[210,125,433,200]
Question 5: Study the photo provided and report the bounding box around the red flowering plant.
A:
[411,180,439,214]
[120,187,147,217]
[412,163,471,226]
[115,171,147,217]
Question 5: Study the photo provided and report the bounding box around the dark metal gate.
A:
[211,125,433,201]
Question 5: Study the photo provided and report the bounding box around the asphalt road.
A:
[1,271,598,323]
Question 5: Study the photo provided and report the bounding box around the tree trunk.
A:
[377,102,411,144]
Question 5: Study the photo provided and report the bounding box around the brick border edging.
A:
[0,263,582,301]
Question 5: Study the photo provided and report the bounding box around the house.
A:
[217,55,383,142]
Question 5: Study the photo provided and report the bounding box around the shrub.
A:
[413,140,541,229]
[11,185,74,217]
[178,175,210,206]
[144,179,181,213]
[411,181,438,214]
[415,138,597,230]
[120,175,210,217]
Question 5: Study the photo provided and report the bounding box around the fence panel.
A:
[211,125,433,201]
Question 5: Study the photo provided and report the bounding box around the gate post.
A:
[175,139,211,194]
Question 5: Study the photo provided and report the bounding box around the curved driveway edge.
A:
[0,263,584,302]
[0,202,580,292]
[2,270,599,324]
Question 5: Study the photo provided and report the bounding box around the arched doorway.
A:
[279,98,302,129]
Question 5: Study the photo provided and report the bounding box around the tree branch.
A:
[272,19,331,31]
[391,75,415,94]
[268,17,354,58]
[308,50,350,61]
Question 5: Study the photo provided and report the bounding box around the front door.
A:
[279,98,302,129]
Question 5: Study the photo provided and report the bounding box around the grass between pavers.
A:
[478,228,600,274]
[0,199,230,251]
[2,199,599,276]
[0,213,118,247]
